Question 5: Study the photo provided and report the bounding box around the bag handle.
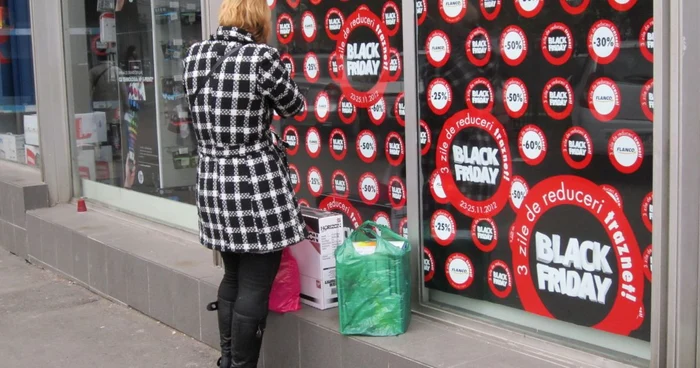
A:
[355,221,406,242]
[191,45,243,101]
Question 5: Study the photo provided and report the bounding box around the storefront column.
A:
[29,0,73,204]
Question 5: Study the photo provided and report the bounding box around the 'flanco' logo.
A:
[446,253,475,290]
[588,77,621,122]
[436,109,512,218]
[426,30,452,68]
[333,6,392,108]
[509,175,645,336]
[439,0,467,24]
[608,129,644,174]
[301,11,317,43]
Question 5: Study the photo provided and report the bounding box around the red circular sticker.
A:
[542,77,574,120]
[439,0,467,23]
[424,248,436,282]
[466,78,495,112]
[609,0,637,11]
[283,126,299,155]
[643,245,652,281]
[288,164,301,193]
[273,109,280,121]
[368,97,387,125]
[356,129,378,163]
[641,192,653,232]
[280,53,295,78]
[286,0,300,8]
[267,0,277,9]
[588,20,621,65]
[329,128,348,161]
[389,48,402,81]
[600,184,623,208]
[399,217,409,239]
[334,7,392,108]
[382,1,401,37]
[472,218,498,252]
[277,14,294,44]
[488,260,513,298]
[466,27,492,67]
[420,120,432,156]
[385,132,405,166]
[542,23,574,66]
[429,169,449,204]
[394,93,406,127]
[388,176,407,209]
[338,94,357,124]
[332,169,350,198]
[307,166,324,197]
[509,175,645,336]
[641,79,654,121]
[518,124,547,166]
[639,18,654,62]
[310,0,321,4]
[319,196,363,230]
[426,30,452,68]
[445,253,475,290]
[301,11,317,43]
[304,52,320,83]
[480,0,502,21]
[314,91,330,122]
[515,0,543,18]
[509,175,530,212]
[328,51,343,81]
[501,25,528,66]
[305,127,321,158]
[436,109,513,218]
[560,0,589,15]
[373,211,391,230]
[503,77,529,119]
[561,127,593,169]
[427,78,453,115]
[588,77,621,122]
[294,99,308,122]
[325,8,344,40]
[358,172,380,205]
[298,199,310,207]
[608,129,644,174]
[416,0,428,25]
[431,210,457,246]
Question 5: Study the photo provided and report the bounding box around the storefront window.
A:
[416,0,653,359]
[0,0,38,167]
[63,0,202,215]
[273,1,407,237]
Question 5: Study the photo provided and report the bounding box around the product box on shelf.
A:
[0,133,26,163]
[77,145,114,183]
[289,207,344,310]
[25,144,40,167]
[75,112,108,145]
[23,114,39,146]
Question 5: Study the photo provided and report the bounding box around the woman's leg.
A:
[214,252,241,367]
[230,250,283,368]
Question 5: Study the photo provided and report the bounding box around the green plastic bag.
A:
[335,221,412,336]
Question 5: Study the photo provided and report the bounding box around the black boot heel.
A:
[231,312,266,368]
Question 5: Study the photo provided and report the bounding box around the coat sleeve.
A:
[257,47,305,118]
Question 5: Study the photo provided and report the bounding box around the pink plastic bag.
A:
[269,248,302,313]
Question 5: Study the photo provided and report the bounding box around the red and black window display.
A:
[269,1,406,239]
[418,1,653,341]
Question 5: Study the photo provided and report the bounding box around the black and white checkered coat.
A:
[183,27,306,253]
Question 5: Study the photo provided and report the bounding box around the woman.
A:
[182,1,306,367]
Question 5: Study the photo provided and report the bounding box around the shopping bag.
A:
[335,221,411,336]
[269,248,302,313]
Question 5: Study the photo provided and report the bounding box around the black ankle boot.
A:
[230,311,266,368]
[207,299,234,368]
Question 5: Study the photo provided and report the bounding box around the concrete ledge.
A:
[15,203,635,368]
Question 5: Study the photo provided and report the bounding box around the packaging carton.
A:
[75,112,108,145]
[23,114,39,146]
[0,133,26,162]
[25,144,40,167]
[289,207,344,310]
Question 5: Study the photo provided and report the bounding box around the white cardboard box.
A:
[23,114,39,146]
[77,145,114,182]
[75,112,108,145]
[289,207,344,310]
[0,133,25,162]
[25,144,40,167]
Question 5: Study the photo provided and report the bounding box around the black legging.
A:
[218,250,283,319]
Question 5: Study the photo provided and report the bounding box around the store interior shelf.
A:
[0,104,36,113]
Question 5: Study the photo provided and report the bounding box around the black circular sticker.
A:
[466,77,495,112]
[325,8,344,40]
[542,77,574,120]
[488,260,513,298]
[280,53,295,78]
[424,248,436,282]
[472,218,498,252]
[294,99,308,122]
[641,79,653,122]
[283,126,299,155]
[329,128,348,161]
[394,93,406,126]
[542,23,574,66]
[416,0,428,25]
[332,169,350,198]
[639,18,654,63]
[420,120,431,156]
[389,176,407,209]
[562,127,593,169]
[288,163,301,193]
[389,48,402,81]
[466,27,492,67]
[385,132,405,166]
[338,94,357,124]
[277,14,294,45]
[480,0,502,21]
[382,1,401,37]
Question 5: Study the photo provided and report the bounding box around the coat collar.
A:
[212,26,255,44]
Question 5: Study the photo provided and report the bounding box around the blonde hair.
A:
[219,0,271,44]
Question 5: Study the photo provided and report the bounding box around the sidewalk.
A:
[0,249,219,368]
